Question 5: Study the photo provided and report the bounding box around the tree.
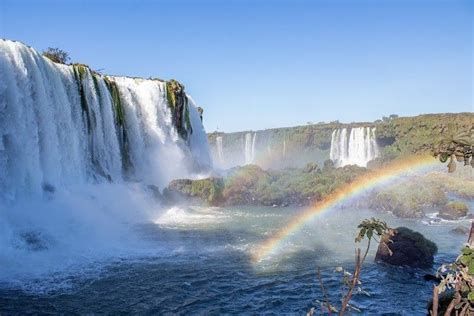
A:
[42,47,70,64]
[430,129,474,315]
[430,240,474,315]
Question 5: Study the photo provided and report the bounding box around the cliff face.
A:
[208,113,473,170]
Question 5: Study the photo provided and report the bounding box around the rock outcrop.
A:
[375,227,437,268]
[438,201,469,220]
[164,177,224,206]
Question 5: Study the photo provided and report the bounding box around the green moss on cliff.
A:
[103,76,132,174]
[104,77,126,127]
[166,79,193,140]
[72,63,92,133]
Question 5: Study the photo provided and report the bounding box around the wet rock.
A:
[375,227,437,268]
[438,201,469,220]
[451,225,470,235]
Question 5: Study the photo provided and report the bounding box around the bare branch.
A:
[317,267,332,315]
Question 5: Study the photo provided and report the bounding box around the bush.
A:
[42,47,70,64]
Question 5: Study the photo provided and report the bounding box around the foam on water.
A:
[155,206,229,226]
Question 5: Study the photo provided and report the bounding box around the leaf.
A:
[367,229,373,240]
[460,255,470,265]
[468,261,474,274]
[462,247,472,255]
[468,291,474,302]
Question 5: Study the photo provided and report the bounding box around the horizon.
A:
[1,0,472,133]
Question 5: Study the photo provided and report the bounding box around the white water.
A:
[216,136,224,165]
[0,39,213,284]
[330,127,379,167]
[244,132,257,164]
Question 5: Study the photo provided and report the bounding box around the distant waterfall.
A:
[0,39,212,201]
[216,136,224,164]
[330,127,378,167]
[244,132,257,164]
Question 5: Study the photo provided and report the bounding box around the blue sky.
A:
[0,0,472,132]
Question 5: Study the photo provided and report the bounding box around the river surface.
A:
[0,205,469,314]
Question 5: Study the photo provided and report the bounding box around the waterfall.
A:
[216,136,224,164]
[244,132,257,164]
[330,127,378,167]
[0,39,212,201]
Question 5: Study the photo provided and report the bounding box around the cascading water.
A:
[0,39,211,200]
[244,132,257,164]
[0,39,213,284]
[216,136,224,165]
[330,127,378,167]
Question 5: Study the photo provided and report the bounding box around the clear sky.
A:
[0,0,472,132]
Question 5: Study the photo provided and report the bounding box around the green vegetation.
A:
[368,181,448,218]
[376,113,473,156]
[166,162,367,207]
[104,77,126,127]
[222,162,366,206]
[166,79,193,140]
[42,47,70,64]
[423,172,474,200]
[209,113,473,168]
[431,244,474,315]
[72,63,92,132]
[103,76,132,173]
[366,169,473,218]
[164,178,224,206]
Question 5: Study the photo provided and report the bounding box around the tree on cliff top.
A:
[42,47,70,64]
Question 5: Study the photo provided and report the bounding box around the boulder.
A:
[451,225,470,235]
[438,201,469,220]
[375,227,437,268]
[164,177,224,206]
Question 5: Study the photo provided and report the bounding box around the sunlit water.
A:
[0,205,470,314]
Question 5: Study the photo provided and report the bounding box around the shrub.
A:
[42,47,70,64]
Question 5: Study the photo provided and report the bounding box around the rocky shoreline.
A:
[164,162,473,223]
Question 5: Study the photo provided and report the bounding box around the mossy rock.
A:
[166,79,192,140]
[438,201,469,220]
[375,227,437,268]
[164,177,224,206]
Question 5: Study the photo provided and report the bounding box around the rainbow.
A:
[252,155,440,263]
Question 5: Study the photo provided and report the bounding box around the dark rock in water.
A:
[438,201,469,220]
[42,182,55,193]
[451,225,470,235]
[375,227,437,268]
[20,231,48,251]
